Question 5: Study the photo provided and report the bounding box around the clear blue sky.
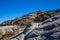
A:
[0,0,60,23]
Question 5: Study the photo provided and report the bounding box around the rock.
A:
[0,9,60,40]
[10,13,60,40]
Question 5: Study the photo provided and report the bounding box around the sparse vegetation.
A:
[0,9,60,26]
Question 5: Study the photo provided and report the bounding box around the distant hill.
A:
[0,9,60,26]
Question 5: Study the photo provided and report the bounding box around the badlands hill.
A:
[0,9,60,40]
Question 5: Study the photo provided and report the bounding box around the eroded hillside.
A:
[0,9,60,40]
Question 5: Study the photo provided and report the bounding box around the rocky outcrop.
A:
[0,9,60,40]
[10,13,60,40]
[0,25,26,40]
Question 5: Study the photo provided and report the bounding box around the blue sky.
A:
[0,0,60,23]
